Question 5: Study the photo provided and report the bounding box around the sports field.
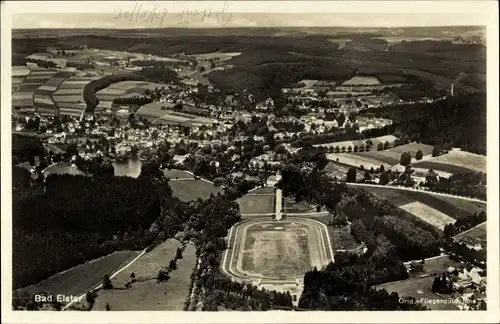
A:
[168,178,223,201]
[238,194,275,215]
[163,169,193,179]
[223,218,333,282]
[413,150,486,174]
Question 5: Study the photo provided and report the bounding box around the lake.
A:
[112,156,142,178]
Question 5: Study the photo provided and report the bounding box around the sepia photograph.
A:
[1,1,499,323]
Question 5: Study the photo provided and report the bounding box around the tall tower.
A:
[451,83,454,97]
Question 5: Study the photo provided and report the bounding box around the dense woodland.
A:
[357,94,486,155]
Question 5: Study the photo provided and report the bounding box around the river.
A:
[112,156,143,178]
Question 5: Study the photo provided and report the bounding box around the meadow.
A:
[168,178,223,202]
[413,150,486,174]
[91,240,196,311]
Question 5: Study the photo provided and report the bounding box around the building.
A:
[266,170,282,187]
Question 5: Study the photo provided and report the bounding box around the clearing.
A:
[398,201,456,230]
[168,178,223,201]
[374,276,459,310]
[238,194,275,215]
[92,240,196,311]
[326,153,392,170]
[413,150,486,174]
[163,169,193,180]
[16,250,139,298]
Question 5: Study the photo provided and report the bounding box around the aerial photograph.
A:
[6,1,493,315]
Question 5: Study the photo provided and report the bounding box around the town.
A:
[10,24,488,313]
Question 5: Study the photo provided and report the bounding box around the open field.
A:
[413,150,486,174]
[399,201,456,230]
[453,222,486,246]
[358,186,480,221]
[283,198,316,214]
[431,195,486,215]
[350,142,434,166]
[163,169,193,179]
[168,178,223,201]
[92,240,196,311]
[326,153,392,170]
[238,194,275,215]
[374,276,459,310]
[409,255,463,277]
[15,251,139,298]
[342,76,382,85]
[223,218,333,282]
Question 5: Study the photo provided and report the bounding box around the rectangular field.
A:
[413,151,486,173]
[15,251,139,298]
[91,241,196,311]
[168,179,223,201]
[326,153,392,170]
[411,161,480,175]
[163,169,193,179]
[238,194,275,215]
[399,201,456,230]
[361,186,477,218]
[374,277,459,310]
[241,228,311,277]
[350,151,400,165]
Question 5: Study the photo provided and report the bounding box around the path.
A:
[61,249,147,311]
[347,183,487,203]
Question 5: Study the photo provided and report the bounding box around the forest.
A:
[357,93,487,155]
[12,174,166,288]
[277,165,442,262]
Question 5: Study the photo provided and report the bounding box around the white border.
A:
[2,1,499,323]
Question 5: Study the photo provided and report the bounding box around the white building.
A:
[266,170,282,187]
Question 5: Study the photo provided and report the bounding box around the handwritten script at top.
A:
[113,2,232,26]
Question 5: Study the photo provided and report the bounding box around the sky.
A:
[6,1,493,29]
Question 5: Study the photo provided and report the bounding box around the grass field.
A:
[410,256,463,278]
[238,194,275,215]
[375,276,459,310]
[225,218,332,282]
[163,169,193,179]
[453,222,486,246]
[92,240,196,311]
[168,178,223,201]
[241,226,310,278]
[16,251,139,298]
[399,201,456,230]
[431,195,486,215]
[413,150,486,174]
[359,186,479,221]
[283,198,316,213]
[342,76,382,85]
[352,142,434,165]
[326,153,392,170]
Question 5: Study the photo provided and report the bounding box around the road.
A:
[61,249,147,311]
[347,183,487,204]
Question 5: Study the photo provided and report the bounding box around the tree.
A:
[364,171,371,181]
[346,168,357,182]
[105,303,111,311]
[130,272,136,279]
[169,259,177,270]
[400,152,412,166]
[370,167,375,174]
[365,139,373,150]
[432,146,439,157]
[415,149,423,160]
[380,164,385,173]
[176,247,183,259]
[103,274,113,289]
[380,171,390,185]
[377,143,384,151]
